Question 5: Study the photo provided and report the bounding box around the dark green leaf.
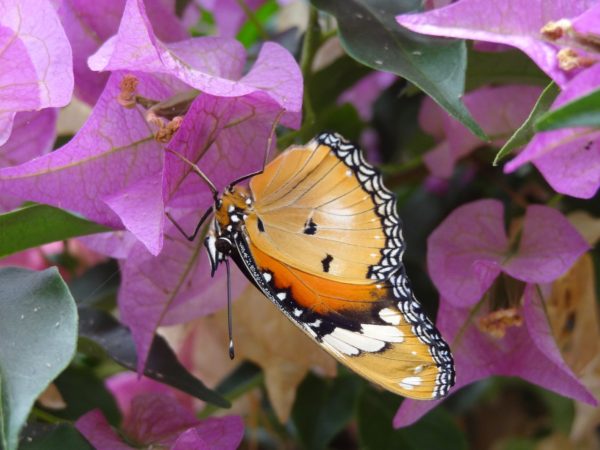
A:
[465,49,549,91]
[0,268,78,450]
[68,261,120,309]
[51,367,121,426]
[291,372,363,450]
[19,424,93,450]
[357,387,467,450]
[310,56,372,113]
[357,387,406,450]
[536,86,600,131]
[77,308,229,408]
[401,406,468,450]
[0,204,110,258]
[493,82,560,165]
[311,0,486,140]
[535,387,575,434]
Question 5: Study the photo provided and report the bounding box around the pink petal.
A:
[76,410,134,450]
[172,416,244,450]
[395,286,596,427]
[418,96,446,140]
[124,393,198,446]
[88,0,302,121]
[0,109,57,211]
[164,93,285,209]
[422,85,542,178]
[0,113,16,148]
[522,285,596,405]
[396,0,596,88]
[0,0,72,144]
[571,2,600,36]
[106,372,174,420]
[118,211,246,372]
[0,72,171,255]
[103,175,165,255]
[337,71,396,121]
[57,0,187,105]
[532,133,600,198]
[427,199,508,307]
[504,205,589,283]
[423,141,455,178]
[0,248,49,271]
[79,231,138,260]
[505,65,600,198]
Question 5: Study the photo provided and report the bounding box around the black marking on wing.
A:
[303,218,317,235]
[321,254,333,273]
[257,217,265,232]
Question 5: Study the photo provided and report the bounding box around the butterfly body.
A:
[204,132,455,400]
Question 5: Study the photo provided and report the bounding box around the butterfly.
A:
[176,132,455,400]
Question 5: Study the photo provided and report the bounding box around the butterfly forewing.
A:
[237,132,455,399]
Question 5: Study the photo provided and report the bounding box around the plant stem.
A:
[300,7,321,127]
[30,408,70,424]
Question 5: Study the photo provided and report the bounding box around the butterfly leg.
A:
[165,206,213,242]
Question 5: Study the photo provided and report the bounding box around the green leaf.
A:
[536,86,600,131]
[51,367,121,426]
[77,308,230,408]
[493,82,560,165]
[0,204,110,258]
[19,424,93,450]
[0,268,78,450]
[465,48,549,91]
[291,372,363,450]
[68,261,120,309]
[311,0,486,140]
[357,387,406,450]
[357,387,467,450]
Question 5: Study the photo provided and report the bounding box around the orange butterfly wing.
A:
[232,133,454,400]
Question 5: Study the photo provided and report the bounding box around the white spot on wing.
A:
[293,308,302,317]
[330,327,385,352]
[379,308,401,325]
[399,376,422,391]
[322,333,360,356]
[276,292,286,301]
[263,272,272,283]
[361,324,404,343]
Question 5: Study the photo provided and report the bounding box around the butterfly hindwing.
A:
[233,232,444,398]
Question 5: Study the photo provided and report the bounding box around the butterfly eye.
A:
[215,237,232,254]
[215,199,223,210]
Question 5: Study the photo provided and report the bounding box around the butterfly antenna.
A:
[166,148,219,201]
[225,258,235,359]
[228,109,286,188]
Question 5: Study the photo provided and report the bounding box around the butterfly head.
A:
[205,185,254,276]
